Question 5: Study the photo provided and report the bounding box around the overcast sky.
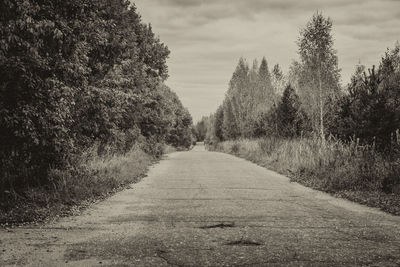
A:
[133,0,400,122]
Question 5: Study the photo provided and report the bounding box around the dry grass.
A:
[212,137,400,215]
[52,145,152,203]
[1,145,155,225]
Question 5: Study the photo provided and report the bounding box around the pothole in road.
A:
[199,222,235,229]
[225,240,262,246]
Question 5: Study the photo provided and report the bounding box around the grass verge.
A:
[0,145,160,226]
[209,137,400,215]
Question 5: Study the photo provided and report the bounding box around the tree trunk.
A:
[318,62,325,142]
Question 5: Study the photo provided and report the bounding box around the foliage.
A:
[275,85,309,138]
[333,45,400,151]
[200,56,282,141]
[194,118,208,141]
[0,1,192,205]
[162,85,193,148]
[203,12,398,154]
[297,12,341,139]
[211,137,400,215]
[0,145,153,224]
[201,12,399,200]
[214,105,224,142]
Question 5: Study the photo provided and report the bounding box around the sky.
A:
[133,0,400,122]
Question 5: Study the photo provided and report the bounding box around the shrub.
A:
[0,145,153,224]
[211,137,400,194]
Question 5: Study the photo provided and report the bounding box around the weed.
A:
[210,137,400,215]
[0,145,154,225]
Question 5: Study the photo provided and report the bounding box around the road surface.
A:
[1,144,400,266]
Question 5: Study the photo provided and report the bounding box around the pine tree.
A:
[259,57,272,83]
[258,57,274,106]
[334,44,400,150]
[276,85,304,137]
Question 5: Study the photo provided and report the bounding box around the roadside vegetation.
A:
[0,1,193,224]
[195,13,400,215]
[213,138,400,215]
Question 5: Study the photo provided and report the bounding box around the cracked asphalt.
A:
[1,143,400,266]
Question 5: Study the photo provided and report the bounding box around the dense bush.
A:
[332,46,400,151]
[0,1,193,205]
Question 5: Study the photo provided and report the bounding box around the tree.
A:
[276,85,307,137]
[271,64,285,96]
[228,58,250,136]
[287,61,302,92]
[222,98,240,139]
[214,106,225,141]
[258,57,274,109]
[194,118,208,141]
[0,0,98,187]
[298,12,341,140]
[333,44,400,151]
[0,0,191,196]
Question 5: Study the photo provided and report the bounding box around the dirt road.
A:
[1,144,400,266]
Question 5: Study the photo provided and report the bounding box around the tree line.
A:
[0,1,193,195]
[195,13,400,153]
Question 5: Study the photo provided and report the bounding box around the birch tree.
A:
[298,12,341,140]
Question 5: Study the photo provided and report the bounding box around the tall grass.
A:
[211,137,400,214]
[48,145,152,204]
[0,144,160,224]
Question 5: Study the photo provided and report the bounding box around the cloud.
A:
[133,0,400,121]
